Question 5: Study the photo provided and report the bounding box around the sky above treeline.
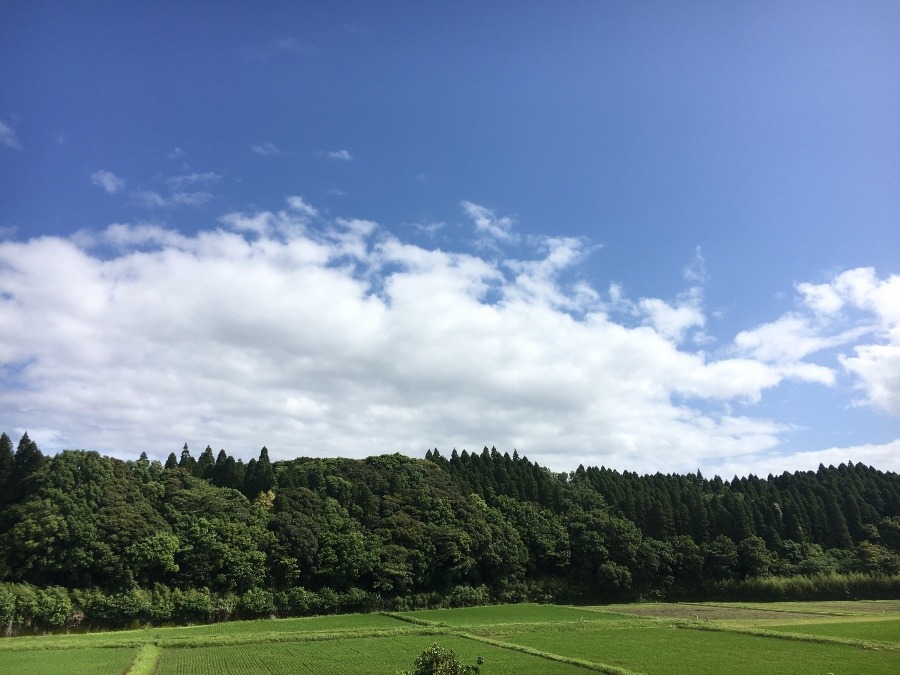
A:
[1,1,899,478]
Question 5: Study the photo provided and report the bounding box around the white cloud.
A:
[0,119,21,150]
[1,206,898,476]
[286,195,318,217]
[91,170,126,194]
[251,142,283,156]
[735,315,836,364]
[411,221,445,236]
[325,149,353,161]
[797,281,843,316]
[461,200,517,244]
[504,236,591,310]
[639,297,705,343]
[797,269,900,416]
[711,439,900,480]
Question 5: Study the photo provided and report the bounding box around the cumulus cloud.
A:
[833,271,900,415]
[91,170,126,194]
[0,119,21,150]
[324,149,353,161]
[251,142,283,156]
[746,268,900,416]
[1,202,898,476]
[639,297,705,343]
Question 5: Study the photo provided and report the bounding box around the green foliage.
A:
[400,643,481,675]
[2,432,900,633]
[703,535,738,580]
[0,432,13,507]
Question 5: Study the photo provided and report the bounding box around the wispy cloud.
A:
[638,248,708,344]
[286,195,318,217]
[131,189,212,208]
[251,142,283,156]
[273,37,306,52]
[0,119,21,150]
[324,149,353,161]
[242,37,314,61]
[461,200,518,245]
[90,170,126,194]
[411,221,445,236]
[165,172,221,190]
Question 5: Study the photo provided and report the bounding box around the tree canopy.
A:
[1,433,899,630]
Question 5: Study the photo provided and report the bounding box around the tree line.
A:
[1,432,899,633]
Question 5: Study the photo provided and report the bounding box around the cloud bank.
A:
[0,199,897,475]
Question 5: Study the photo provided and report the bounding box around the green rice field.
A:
[1,601,898,674]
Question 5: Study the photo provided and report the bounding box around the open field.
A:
[155,635,588,675]
[1,601,898,674]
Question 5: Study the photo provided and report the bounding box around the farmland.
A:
[1,601,899,674]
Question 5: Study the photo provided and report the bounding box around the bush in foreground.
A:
[400,643,481,675]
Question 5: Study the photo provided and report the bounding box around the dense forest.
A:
[2,431,900,633]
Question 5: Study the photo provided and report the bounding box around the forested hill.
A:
[1,431,900,630]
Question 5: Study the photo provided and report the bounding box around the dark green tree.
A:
[702,535,738,580]
[178,443,196,474]
[244,446,275,498]
[197,445,215,479]
[8,432,45,503]
[0,432,13,505]
[737,535,775,578]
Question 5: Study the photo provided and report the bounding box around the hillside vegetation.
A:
[1,432,899,632]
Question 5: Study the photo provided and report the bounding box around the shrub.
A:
[400,643,481,675]
[240,588,275,617]
[35,586,71,629]
[172,587,212,624]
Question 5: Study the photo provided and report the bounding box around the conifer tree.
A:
[8,432,44,503]
[0,432,13,504]
[197,445,215,479]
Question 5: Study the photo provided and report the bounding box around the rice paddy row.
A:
[1,601,898,674]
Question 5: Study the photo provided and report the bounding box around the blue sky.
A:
[1,1,898,477]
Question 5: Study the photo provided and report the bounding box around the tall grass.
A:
[704,573,900,602]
